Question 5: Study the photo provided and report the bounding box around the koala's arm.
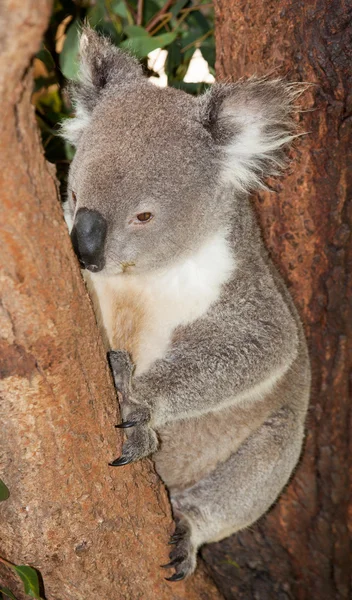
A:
[129,281,299,428]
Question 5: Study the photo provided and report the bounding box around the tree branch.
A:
[145,0,174,33]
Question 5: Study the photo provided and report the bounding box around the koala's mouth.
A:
[79,260,100,273]
[121,262,136,273]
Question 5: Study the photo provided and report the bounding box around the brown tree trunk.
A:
[202,1,352,599]
[0,2,222,599]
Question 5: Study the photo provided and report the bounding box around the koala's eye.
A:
[129,212,154,226]
[136,212,152,222]
[72,191,77,205]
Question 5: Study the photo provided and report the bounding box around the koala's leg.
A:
[164,406,304,580]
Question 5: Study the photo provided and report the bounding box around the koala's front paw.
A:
[109,422,158,466]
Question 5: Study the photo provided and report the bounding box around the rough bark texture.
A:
[0,2,223,599]
[202,1,352,599]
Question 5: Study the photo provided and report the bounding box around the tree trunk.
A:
[202,1,351,599]
[0,2,222,599]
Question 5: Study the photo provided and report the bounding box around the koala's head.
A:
[63,28,301,276]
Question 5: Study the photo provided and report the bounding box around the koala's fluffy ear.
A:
[199,79,304,191]
[61,27,144,145]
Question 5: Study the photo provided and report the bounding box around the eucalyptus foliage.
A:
[0,480,10,502]
[0,558,43,600]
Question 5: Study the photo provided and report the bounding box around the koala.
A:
[62,28,311,582]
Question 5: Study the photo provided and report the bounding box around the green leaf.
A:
[148,0,165,8]
[110,0,134,26]
[110,0,132,19]
[37,89,63,115]
[34,75,58,93]
[124,25,149,37]
[143,0,161,23]
[187,9,211,34]
[170,0,189,17]
[36,47,55,71]
[0,479,10,501]
[13,566,41,599]
[59,19,80,80]
[86,1,121,43]
[180,29,202,48]
[199,38,215,70]
[148,31,178,50]
[0,587,18,600]
[170,80,210,95]
[182,45,196,63]
[165,39,182,77]
[121,32,177,58]
[86,0,105,26]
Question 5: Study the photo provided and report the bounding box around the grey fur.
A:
[62,28,310,580]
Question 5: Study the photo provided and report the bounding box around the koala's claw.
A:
[168,533,184,545]
[120,404,151,427]
[115,420,137,429]
[163,519,196,581]
[165,572,186,582]
[111,422,158,466]
[160,557,183,569]
[109,455,133,467]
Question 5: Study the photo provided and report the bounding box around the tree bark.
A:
[0,2,222,599]
[203,1,352,599]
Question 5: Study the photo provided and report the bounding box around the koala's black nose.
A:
[70,208,107,273]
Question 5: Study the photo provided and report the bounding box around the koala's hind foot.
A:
[167,406,304,579]
[161,519,197,581]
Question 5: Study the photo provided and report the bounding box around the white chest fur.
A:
[87,233,235,375]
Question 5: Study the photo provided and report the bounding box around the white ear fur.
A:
[60,29,98,145]
[200,79,305,192]
[79,30,89,53]
[60,104,91,146]
[221,104,296,191]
